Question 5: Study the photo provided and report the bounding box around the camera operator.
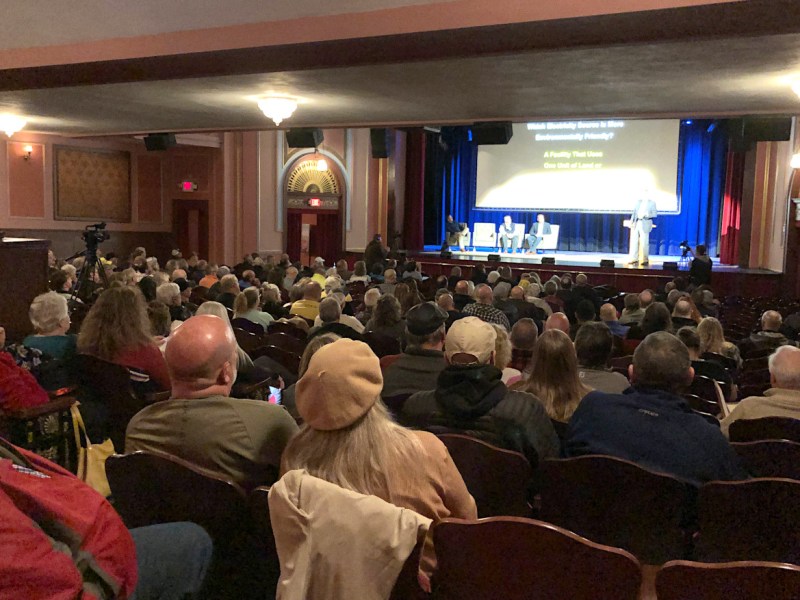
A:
[686,243,712,286]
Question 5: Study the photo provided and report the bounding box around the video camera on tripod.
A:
[81,222,110,250]
[71,222,111,302]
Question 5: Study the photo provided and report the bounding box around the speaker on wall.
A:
[143,133,176,151]
[600,259,615,268]
[744,116,792,142]
[541,257,556,265]
[487,254,501,262]
[662,262,679,270]
[370,128,391,158]
[286,128,324,148]
[440,250,453,259]
[471,122,513,145]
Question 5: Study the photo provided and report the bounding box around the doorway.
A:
[173,199,209,259]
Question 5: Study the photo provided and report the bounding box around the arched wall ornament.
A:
[286,159,341,195]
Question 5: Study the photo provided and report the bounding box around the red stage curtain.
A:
[720,151,745,265]
[404,129,426,252]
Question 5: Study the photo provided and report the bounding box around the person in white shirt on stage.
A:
[627,192,658,266]
[526,214,552,254]
[499,215,521,253]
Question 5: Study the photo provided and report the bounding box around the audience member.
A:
[452,280,475,311]
[261,282,288,320]
[401,317,560,465]
[639,289,655,310]
[356,287,381,325]
[486,270,500,286]
[507,285,544,323]
[394,282,421,316]
[126,315,297,489]
[689,244,713,286]
[23,292,76,360]
[382,303,448,398]
[447,266,462,289]
[282,338,476,522]
[156,282,191,322]
[565,332,748,486]
[436,292,463,330]
[281,333,340,421]
[676,326,734,400]
[470,263,488,285]
[599,303,629,338]
[365,295,406,344]
[542,280,564,313]
[309,297,363,341]
[216,274,241,310]
[697,316,742,368]
[572,273,601,310]
[289,281,323,321]
[524,283,552,317]
[619,293,644,325]
[545,312,571,335]
[629,302,673,339]
[137,275,157,303]
[401,260,422,282]
[739,310,793,354]
[463,284,510,330]
[233,286,274,330]
[509,318,538,375]
[575,322,630,394]
[195,301,256,375]
[570,300,596,340]
[335,259,352,281]
[672,298,698,329]
[378,269,397,295]
[349,261,371,284]
[514,329,592,423]
[491,323,521,385]
[147,301,172,343]
[720,345,800,437]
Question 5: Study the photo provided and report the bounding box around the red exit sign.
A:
[181,181,198,192]
[308,198,322,207]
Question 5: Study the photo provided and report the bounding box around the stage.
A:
[414,247,783,298]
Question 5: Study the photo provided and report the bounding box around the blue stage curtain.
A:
[424,121,727,256]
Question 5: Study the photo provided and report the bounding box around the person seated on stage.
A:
[545,312,571,335]
[599,303,630,339]
[688,244,713,286]
[619,293,645,325]
[738,310,795,354]
[463,284,511,330]
[514,329,592,427]
[565,332,748,486]
[444,214,468,251]
[575,322,631,395]
[676,326,734,402]
[524,283,553,317]
[509,318,538,376]
[672,298,699,329]
[498,215,521,253]
[526,213,552,253]
[720,345,800,438]
[452,280,475,312]
[125,315,299,490]
[401,316,560,466]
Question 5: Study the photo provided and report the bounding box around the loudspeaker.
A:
[488,253,501,262]
[370,128,391,158]
[143,133,176,151]
[440,250,452,259]
[541,257,556,265]
[662,261,679,270]
[286,128,324,148]
[744,116,792,142]
[600,259,615,268]
[471,122,513,145]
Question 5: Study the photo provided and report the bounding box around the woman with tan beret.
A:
[281,338,477,523]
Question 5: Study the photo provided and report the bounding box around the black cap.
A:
[173,277,192,292]
[406,302,448,335]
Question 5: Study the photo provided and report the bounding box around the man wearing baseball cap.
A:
[400,317,559,465]
[382,302,449,399]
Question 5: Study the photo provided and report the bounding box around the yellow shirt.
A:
[290,299,320,321]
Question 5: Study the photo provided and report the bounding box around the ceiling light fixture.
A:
[257,97,297,126]
[0,114,27,137]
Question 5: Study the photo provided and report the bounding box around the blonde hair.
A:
[282,400,427,501]
[29,291,68,334]
[491,323,513,370]
[298,333,340,377]
[233,287,260,317]
[77,287,153,360]
[513,329,591,422]
[697,317,726,354]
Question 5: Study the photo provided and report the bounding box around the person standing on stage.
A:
[444,215,468,251]
[627,191,658,266]
[499,215,521,253]
[526,214,552,253]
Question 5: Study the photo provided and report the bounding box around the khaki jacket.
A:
[720,388,800,437]
[269,469,432,600]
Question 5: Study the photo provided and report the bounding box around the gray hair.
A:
[632,331,692,394]
[486,271,500,285]
[768,345,800,389]
[156,282,181,306]
[29,291,69,334]
[525,283,542,298]
[319,297,342,324]
[493,282,512,301]
[364,288,381,308]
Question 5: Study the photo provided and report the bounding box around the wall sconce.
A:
[22,145,33,161]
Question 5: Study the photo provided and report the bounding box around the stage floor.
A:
[419,247,774,274]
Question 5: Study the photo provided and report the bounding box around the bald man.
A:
[720,345,800,437]
[125,315,298,490]
[545,312,570,335]
[452,279,475,312]
[739,310,794,355]
[599,303,630,338]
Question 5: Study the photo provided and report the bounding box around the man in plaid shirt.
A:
[463,284,510,330]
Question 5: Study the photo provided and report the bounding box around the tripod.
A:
[69,248,110,303]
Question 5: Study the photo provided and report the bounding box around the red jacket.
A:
[0,440,137,599]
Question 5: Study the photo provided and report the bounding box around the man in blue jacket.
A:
[565,331,747,486]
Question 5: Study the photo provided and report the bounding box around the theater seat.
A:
[656,560,800,600]
[432,517,642,600]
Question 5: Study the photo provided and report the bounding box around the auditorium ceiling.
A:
[0,0,798,137]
